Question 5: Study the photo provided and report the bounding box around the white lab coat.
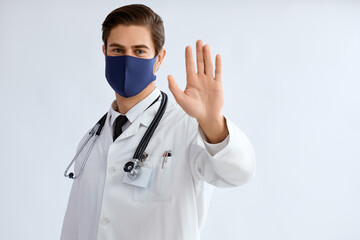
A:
[60,88,256,240]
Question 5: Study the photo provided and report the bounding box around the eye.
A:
[113,49,123,53]
[136,49,145,54]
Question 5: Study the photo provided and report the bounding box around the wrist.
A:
[197,114,229,144]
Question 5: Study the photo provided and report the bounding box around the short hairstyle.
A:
[102,4,165,57]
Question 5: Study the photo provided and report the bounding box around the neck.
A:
[115,82,156,114]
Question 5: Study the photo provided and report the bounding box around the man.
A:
[61,4,255,240]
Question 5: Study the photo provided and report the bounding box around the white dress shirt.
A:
[60,87,256,240]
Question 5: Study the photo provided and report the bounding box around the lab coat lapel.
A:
[139,102,158,128]
[115,117,141,142]
[114,101,159,142]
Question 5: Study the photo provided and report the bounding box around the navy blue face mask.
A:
[105,54,157,98]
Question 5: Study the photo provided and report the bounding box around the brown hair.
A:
[102,4,165,57]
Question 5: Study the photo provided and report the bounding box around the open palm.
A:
[168,40,224,123]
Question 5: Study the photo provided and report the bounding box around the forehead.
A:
[107,25,154,49]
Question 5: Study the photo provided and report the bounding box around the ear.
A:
[153,48,166,75]
[102,45,106,56]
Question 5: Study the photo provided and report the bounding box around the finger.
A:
[214,54,222,81]
[185,46,195,78]
[168,75,186,104]
[196,40,204,74]
[203,44,213,77]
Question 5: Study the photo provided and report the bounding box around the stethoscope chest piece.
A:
[123,152,149,180]
[123,160,142,180]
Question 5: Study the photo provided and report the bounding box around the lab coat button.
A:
[101,218,110,225]
[108,166,116,173]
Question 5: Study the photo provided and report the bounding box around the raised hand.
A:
[168,40,229,144]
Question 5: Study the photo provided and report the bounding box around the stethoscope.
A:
[64,91,168,180]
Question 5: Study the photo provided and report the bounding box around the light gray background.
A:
[0,0,359,239]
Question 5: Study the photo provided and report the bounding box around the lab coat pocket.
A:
[134,156,173,202]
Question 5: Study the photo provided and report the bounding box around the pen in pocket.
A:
[161,150,171,169]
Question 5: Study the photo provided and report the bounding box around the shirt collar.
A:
[109,87,161,127]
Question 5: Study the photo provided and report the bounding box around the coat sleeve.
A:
[60,129,91,240]
[187,115,256,187]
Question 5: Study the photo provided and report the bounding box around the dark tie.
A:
[113,115,128,141]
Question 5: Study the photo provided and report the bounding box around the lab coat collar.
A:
[109,87,161,127]
[109,88,162,143]
[139,91,162,128]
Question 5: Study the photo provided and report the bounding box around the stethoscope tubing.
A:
[133,92,167,160]
[64,91,168,180]
[64,123,100,179]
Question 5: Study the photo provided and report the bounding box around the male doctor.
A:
[61,4,256,240]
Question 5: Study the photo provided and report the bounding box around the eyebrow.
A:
[108,43,150,50]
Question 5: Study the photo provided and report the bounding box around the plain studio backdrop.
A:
[0,0,359,239]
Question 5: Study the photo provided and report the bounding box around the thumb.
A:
[168,75,186,104]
